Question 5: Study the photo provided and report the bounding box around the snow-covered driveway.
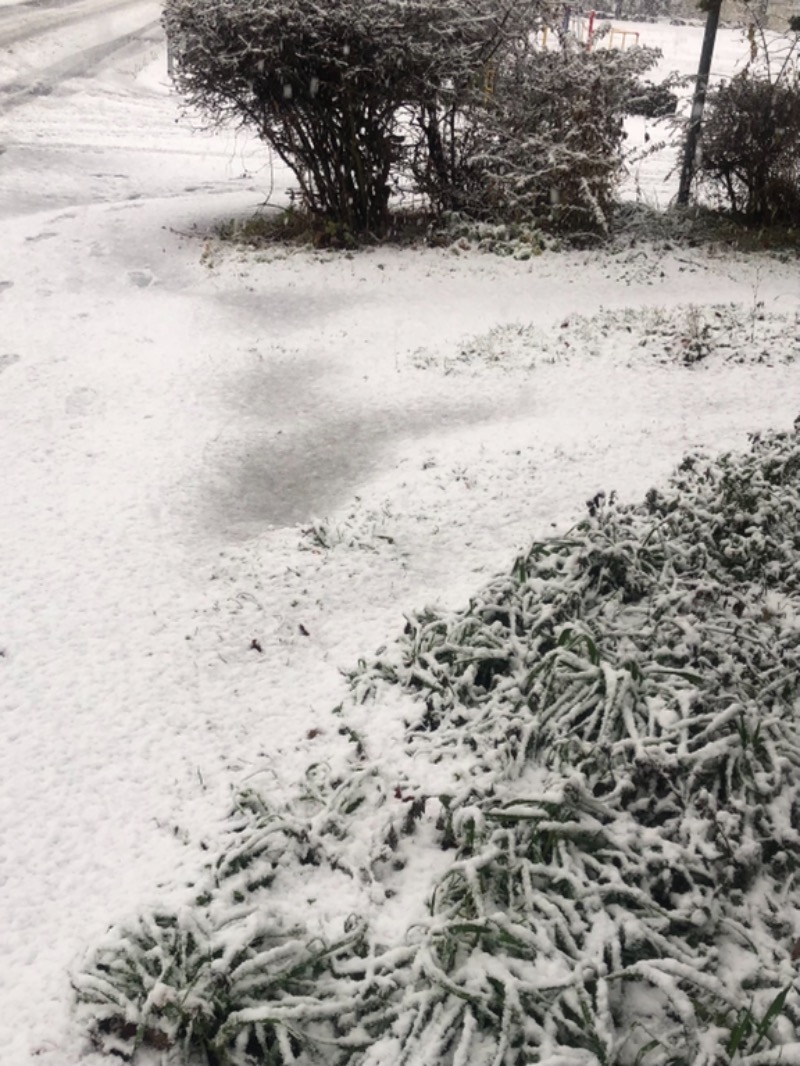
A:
[1,17,799,1066]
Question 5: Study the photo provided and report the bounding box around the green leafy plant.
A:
[77,425,800,1065]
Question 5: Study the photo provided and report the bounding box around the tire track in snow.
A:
[0,18,161,113]
[0,0,151,47]
[5,0,104,10]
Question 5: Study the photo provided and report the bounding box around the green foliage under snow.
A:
[410,302,800,375]
[75,425,800,1066]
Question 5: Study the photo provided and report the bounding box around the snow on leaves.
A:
[76,426,800,1066]
[411,302,800,375]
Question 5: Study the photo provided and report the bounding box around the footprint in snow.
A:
[0,280,13,293]
[0,354,20,373]
[128,270,155,288]
[65,387,102,415]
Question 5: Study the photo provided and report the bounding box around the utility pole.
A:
[677,0,723,206]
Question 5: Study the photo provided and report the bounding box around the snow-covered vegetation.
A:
[76,424,800,1065]
[61,4,800,1063]
[163,0,661,238]
[698,21,800,223]
[3,2,800,1064]
[162,0,800,238]
[411,300,800,373]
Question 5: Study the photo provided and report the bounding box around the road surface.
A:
[0,0,162,114]
[0,0,269,215]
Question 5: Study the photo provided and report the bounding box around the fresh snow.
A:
[0,9,798,1065]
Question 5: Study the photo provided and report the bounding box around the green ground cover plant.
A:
[75,424,800,1066]
[410,302,800,374]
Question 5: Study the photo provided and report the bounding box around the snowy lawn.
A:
[0,15,799,1066]
[75,425,800,1066]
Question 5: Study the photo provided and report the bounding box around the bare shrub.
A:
[699,71,800,223]
[698,18,800,226]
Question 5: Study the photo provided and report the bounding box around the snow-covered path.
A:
[1,18,799,1066]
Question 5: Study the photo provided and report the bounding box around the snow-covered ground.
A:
[1,9,798,1064]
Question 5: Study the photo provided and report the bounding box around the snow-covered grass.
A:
[410,297,800,373]
[1,13,800,1066]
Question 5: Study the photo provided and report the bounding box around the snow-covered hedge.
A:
[163,0,544,238]
[76,425,800,1066]
[454,41,660,233]
[163,0,660,238]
